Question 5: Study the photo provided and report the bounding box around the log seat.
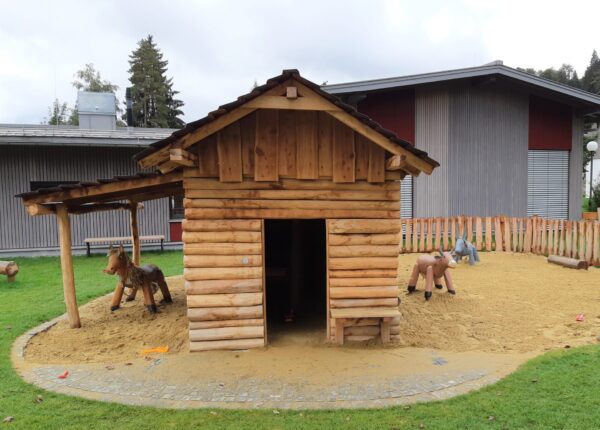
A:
[330,307,401,345]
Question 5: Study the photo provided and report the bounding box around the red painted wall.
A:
[169,221,182,242]
[528,95,572,150]
[357,89,415,144]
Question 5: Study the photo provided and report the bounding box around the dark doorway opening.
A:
[264,219,327,343]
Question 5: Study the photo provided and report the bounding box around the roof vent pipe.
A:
[126,87,134,127]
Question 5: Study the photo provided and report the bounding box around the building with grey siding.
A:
[0,92,179,256]
[325,61,600,221]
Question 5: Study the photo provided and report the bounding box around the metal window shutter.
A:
[527,150,569,219]
[401,176,413,219]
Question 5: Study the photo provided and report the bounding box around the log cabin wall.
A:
[182,108,402,350]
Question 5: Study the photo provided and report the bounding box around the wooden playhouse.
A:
[18,70,438,351]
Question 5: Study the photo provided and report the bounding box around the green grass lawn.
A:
[1,252,600,429]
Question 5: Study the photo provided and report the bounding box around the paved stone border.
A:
[12,316,505,410]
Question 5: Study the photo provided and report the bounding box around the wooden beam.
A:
[244,95,339,111]
[169,148,198,167]
[56,204,81,328]
[129,201,141,266]
[26,202,144,216]
[25,203,55,216]
[385,155,420,176]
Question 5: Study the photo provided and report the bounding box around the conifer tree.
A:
[126,35,185,128]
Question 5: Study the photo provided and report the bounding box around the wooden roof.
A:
[134,69,439,176]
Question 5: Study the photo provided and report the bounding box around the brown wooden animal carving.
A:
[103,245,172,313]
[407,247,457,300]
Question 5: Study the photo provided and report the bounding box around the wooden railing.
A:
[400,216,600,265]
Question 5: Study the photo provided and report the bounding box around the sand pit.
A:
[25,253,600,366]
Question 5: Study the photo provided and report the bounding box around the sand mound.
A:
[24,253,600,364]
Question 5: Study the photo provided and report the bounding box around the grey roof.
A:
[77,92,116,115]
[0,124,177,147]
[324,62,600,107]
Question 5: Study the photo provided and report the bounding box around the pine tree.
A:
[582,50,600,94]
[126,35,185,128]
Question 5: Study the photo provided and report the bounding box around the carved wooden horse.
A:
[103,245,172,313]
[407,247,457,300]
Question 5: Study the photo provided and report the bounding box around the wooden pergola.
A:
[17,171,183,328]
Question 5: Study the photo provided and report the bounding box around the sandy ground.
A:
[25,253,600,367]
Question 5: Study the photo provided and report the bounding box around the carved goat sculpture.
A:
[452,234,480,265]
[103,245,172,313]
[407,247,457,300]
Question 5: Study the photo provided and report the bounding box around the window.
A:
[527,150,569,219]
[30,181,79,191]
[169,195,184,220]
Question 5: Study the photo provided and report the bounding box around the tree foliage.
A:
[72,63,119,93]
[44,99,71,125]
[126,35,185,128]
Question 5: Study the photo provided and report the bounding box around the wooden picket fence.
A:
[400,216,600,266]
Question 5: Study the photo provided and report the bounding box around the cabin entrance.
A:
[264,219,327,343]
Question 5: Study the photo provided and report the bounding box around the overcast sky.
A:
[1,0,598,125]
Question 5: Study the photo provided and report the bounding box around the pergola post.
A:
[56,204,81,328]
[129,200,141,265]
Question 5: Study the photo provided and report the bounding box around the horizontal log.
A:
[329,257,398,270]
[328,245,400,257]
[184,177,400,191]
[184,243,261,256]
[328,277,398,287]
[186,279,263,295]
[330,298,399,308]
[329,269,398,278]
[328,233,400,246]
[328,219,401,234]
[184,198,399,211]
[330,316,400,329]
[547,255,588,270]
[330,286,399,299]
[185,189,399,201]
[189,318,264,330]
[188,305,264,321]
[345,335,375,342]
[187,292,263,308]
[183,231,262,243]
[189,325,264,342]
[189,338,264,351]
[184,254,263,268]
[344,325,380,336]
[182,219,262,232]
[185,267,262,281]
[185,208,400,220]
[330,307,401,319]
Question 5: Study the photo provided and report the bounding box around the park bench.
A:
[330,307,401,345]
[84,235,165,257]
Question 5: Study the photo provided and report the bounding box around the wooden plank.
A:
[329,257,398,270]
[56,205,81,328]
[354,133,369,180]
[217,122,243,182]
[189,319,263,330]
[328,277,398,287]
[129,203,140,265]
[330,298,399,308]
[511,218,518,252]
[558,220,565,257]
[184,255,262,268]
[485,217,492,251]
[182,219,262,232]
[524,217,533,253]
[328,245,399,258]
[329,286,398,299]
[317,112,333,177]
[594,222,600,265]
[579,221,585,260]
[332,121,355,183]
[185,267,262,281]
[244,94,334,110]
[184,177,400,191]
[466,217,473,243]
[239,112,256,176]
[182,231,262,243]
[295,110,319,179]
[368,146,388,183]
[277,109,296,176]
[586,221,593,263]
[540,219,547,255]
[442,218,449,251]
[494,217,503,251]
[188,305,264,321]
[329,233,399,246]
[184,243,262,255]
[195,135,219,177]
[185,189,399,201]
[405,219,412,252]
[189,326,264,342]
[475,217,483,251]
[330,269,398,278]
[426,218,434,252]
[419,219,426,252]
[503,217,511,252]
[412,219,419,251]
[187,293,263,308]
[327,219,400,234]
[434,218,442,250]
[185,208,399,220]
[186,279,263,295]
[189,338,264,351]
[254,109,279,181]
[184,198,399,211]
[565,221,572,257]
[330,307,400,318]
